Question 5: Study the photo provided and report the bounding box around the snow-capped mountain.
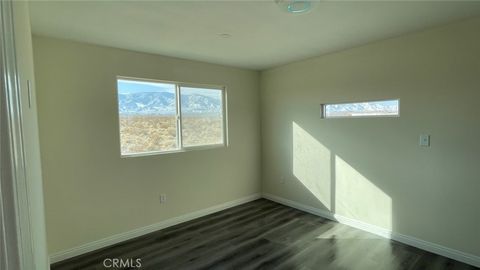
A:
[326,102,398,115]
[118,92,221,115]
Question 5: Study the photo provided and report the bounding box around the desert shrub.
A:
[120,115,223,154]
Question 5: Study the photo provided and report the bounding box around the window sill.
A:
[120,143,226,158]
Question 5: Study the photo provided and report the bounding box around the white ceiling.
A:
[29,1,480,70]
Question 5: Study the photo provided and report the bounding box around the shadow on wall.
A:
[291,121,392,230]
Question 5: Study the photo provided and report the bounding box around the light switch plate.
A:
[419,134,430,147]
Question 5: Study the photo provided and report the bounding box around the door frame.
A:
[1,1,36,269]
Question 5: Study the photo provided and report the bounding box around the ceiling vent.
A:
[275,0,312,14]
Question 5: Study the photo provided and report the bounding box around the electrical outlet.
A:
[159,194,167,203]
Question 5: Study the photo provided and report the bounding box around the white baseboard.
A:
[262,192,335,220]
[262,192,480,268]
[49,193,261,264]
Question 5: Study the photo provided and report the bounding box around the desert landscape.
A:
[120,115,223,154]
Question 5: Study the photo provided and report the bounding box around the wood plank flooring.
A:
[51,199,478,270]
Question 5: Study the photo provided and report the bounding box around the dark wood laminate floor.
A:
[52,199,479,270]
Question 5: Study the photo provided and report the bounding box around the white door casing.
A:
[0,1,49,269]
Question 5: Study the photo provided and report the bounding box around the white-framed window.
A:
[321,99,399,118]
[117,77,227,157]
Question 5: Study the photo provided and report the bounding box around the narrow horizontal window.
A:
[321,99,399,118]
[117,77,226,157]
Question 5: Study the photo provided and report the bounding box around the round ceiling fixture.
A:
[218,33,231,38]
[275,0,312,14]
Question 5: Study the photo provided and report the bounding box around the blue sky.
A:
[117,79,221,99]
[372,100,398,106]
[336,99,399,107]
[117,79,175,94]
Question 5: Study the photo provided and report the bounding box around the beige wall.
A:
[33,36,261,254]
[261,16,480,257]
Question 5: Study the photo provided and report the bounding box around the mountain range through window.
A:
[117,78,225,155]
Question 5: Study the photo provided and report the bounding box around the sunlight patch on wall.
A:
[292,122,331,210]
[335,156,392,230]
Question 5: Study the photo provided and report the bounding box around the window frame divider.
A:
[175,84,183,149]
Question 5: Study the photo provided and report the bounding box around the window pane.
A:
[118,79,178,155]
[180,87,223,147]
[323,99,399,118]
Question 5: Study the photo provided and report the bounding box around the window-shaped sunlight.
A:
[292,122,332,210]
[335,156,392,230]
[292,121,392,231]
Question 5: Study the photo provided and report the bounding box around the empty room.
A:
[1,0,480,269]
